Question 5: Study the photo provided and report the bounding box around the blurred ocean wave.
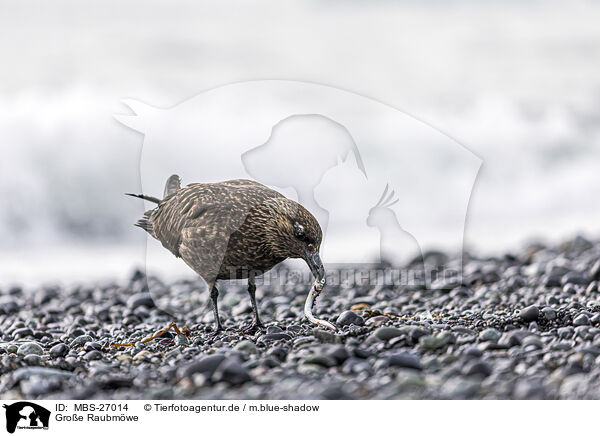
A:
[1,0,599,283]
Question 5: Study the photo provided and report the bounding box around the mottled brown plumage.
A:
[128,175,324,333]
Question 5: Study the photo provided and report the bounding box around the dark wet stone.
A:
[327,346,350,365]
[321,385,354,400]
[84,342,103,352]
[409,327,430,342]
[336,311,365,327]
[418,334,447,350]
[342,358,373,375]
[180,354,226,380]
[463,360,493,378]
[519,305,540,322]
[212,358,251,385]
[10,366,76,383]
[126,293,156,310]
[50,343,69,358]
[464,346,483,357]
[68,327,86,338]
[573,313,591,326]
[479,328,501,342]
[17,342,43,356]
[0,296,20,314]
[266,346,288,362]
[257,333,292,343]
[23,354,43,365]
[590,261,600,281]
[544,275,563,288]
[13,327,34,339]
[499,330,530,347]
[304,355,337,368]
[562,272,590,286]
[85,350,103,361]
[71,335,93,347]
[388,352,423,370]
[374,327,403,341]
[558,326,575,339]
[99,376,134,390]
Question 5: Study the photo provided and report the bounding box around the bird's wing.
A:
[163,174,181,198]
[150,183,268,281]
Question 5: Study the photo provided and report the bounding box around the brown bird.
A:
[128,175,325,334]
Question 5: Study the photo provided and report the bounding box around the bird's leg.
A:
[242,276,264,335]
[210,284,224,333]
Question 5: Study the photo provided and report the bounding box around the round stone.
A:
[126,293,156,310]
[17,342,44,356]
[541,307,557,320]
[212,358,252,385]
[479,328,501,342]
[23,354,43,365]
[13,328,34,339]
[49,343,69,358]
[336,311,365,327]
[573,313,591,326]
[519,305,540,322]
[85,350,103,361]
[418,334,447,350]
[374,327,403,341]
[388,352,422,370]
[463,360,492,378]
[71,335,93,347]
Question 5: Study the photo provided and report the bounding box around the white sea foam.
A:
[1,0,599,284]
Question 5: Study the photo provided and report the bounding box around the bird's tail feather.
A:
[125,193,161,204]
[134,210,154,233]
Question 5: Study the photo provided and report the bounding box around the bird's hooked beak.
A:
[304,249,325,282]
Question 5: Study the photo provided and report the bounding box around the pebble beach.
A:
[2,235,600,400]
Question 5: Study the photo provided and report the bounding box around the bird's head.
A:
[267,199,324,281]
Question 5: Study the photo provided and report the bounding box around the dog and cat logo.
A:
[2,402,50,433]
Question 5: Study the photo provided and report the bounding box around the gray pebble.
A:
[519,305,540,322]
[418,334,447,350]
[388,352,423,370]
[479,328,501,342]
[17,342,44,356]
[49,343,69,358]
[181,354,226,380]
[71,335,93,347]
[574,313,590,326]
[336,311,365,327]
[126,293,156,310]
[373,327,403,341]
[212,358,251,385]
[463,360,492,378]
[304,355,337,368]
[541,307,556,320]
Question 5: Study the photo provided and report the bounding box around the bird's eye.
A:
[294,222,305,238]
